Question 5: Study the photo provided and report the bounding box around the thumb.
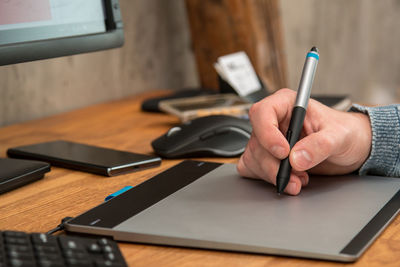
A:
[289,130,337,171]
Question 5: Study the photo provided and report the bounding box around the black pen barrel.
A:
[276,106,306,193]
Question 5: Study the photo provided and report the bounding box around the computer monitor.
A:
[0,0,124,66]
[0,0,124,193]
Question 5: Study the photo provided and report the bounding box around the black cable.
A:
[46,216,74,235]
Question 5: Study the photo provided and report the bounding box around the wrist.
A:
[350,104,400,176]
[350,112,372,169]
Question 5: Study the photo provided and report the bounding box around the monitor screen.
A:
[0,0,124,66]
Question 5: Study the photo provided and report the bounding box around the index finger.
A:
[248,89,296,159]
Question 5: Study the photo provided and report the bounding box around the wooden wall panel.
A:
[185,0,288,92]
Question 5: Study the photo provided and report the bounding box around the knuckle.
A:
[317,133,335,154]
[241,147,253,167]
[275,88,294,97]
[277,88,292,95]
[248,102,260,120]
[236,157,246,174]
[246,137,259,155]
[340,124,352,140]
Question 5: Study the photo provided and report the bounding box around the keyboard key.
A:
[4,231,27,238]
[6,245,30,253]
[5,237,30,246]
[88,243,102,253]
[98,238,110,246]
[105,252,116,261]
[32,233,57,246]
[65,258,91,267]
[9,258,36,267]
[59,238,85,251]
[63,249,88,260]
[35,245,60,254]
[6,250,34,261]
[36,252,63,261]
[103,246,113,253]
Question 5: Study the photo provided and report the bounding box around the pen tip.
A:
[277,183,286,194]
[311,46,319,53]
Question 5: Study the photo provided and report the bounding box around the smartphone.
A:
[7,140,161,176]
[159,94,252,122]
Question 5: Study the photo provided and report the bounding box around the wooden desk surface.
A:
[1,91,399,267]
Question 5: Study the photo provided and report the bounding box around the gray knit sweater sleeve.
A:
[350,104,400,176]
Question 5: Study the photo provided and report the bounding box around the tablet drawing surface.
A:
[66,161,400,262]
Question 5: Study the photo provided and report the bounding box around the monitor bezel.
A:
[0,0,124,66]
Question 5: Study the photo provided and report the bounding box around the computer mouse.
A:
[151,115,252,158]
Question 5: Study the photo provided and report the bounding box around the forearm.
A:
[351,104,400,176]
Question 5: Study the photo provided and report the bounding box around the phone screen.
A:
[7,140,161,176]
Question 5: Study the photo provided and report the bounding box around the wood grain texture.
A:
[185,0,288,92]
[0,0,199,127]
[0,90,400,266]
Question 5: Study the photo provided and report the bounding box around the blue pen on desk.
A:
[276,47,319,194]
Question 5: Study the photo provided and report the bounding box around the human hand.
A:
[237,88,372,195]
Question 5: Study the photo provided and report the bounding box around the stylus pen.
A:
[276,47,319,194]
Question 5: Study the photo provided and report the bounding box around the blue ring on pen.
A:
[307,52,319,60]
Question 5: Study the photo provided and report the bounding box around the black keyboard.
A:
[0,231,127,267]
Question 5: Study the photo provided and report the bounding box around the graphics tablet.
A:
[65,160,400,262]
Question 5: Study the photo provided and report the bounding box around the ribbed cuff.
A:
[350,104,400,176]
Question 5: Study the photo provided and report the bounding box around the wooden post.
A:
[185,0,287,92]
